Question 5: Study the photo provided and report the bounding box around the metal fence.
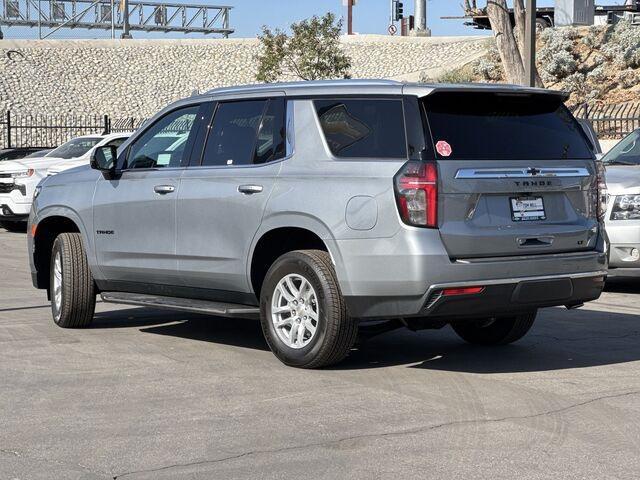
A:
[573,103,640,139]
[3,102,638,150]
[1,111,146,149]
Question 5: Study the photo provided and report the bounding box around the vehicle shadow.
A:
[93,306,270,350]
[91,307,189,329]
[140,314,270,352]
[604,277,640,294]
[336,307,640,373]
[92,305,640,373]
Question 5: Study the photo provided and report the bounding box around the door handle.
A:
[238,184,263,195]
[154,185,176,195]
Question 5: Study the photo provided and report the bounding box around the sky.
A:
[1,0,630,40]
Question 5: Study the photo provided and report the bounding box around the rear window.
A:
[314,99,407,158]
[422,92,593,160]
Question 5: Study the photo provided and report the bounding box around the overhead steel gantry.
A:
[0,0,234,39]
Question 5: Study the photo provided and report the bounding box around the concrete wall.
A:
[0,35,487,118]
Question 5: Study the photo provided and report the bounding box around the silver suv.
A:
[28,80,608,368]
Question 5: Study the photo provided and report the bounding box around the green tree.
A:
[256,12,351,82]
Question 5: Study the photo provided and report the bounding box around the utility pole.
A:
[524,0,536,87]
[346,0,355,35]
[121,0,132,38]
[414,0,427,35]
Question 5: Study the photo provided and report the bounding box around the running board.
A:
[100,292,260,319]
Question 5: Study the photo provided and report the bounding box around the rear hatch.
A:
[422,90,599,259]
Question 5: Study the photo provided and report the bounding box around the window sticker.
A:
[436,140,452,157]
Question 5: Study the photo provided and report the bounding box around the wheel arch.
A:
[32,209,88,291]
[248,216,342,299]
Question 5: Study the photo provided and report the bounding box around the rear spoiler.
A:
[402,83,569,101]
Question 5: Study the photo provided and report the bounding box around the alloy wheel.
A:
[270,273,319,349]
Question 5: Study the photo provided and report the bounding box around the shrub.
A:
[581,25,602,49]
[586,65,606,83]
[540,27,577,55]
[563,72,587,93]
[602,20,640,68]
[591,52,607,67]
[473,57,502,81]
[436,68,475,84]
[542,50,578,81]
[563,72,601,102]
[601,42,625,66]
[539,27,580,81]
[618,69,638,89]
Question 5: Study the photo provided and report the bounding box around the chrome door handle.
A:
[238,184,263,195]
[154,185,175,195]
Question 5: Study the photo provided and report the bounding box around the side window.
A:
[254,98,287,164]
[126,106,199,169]
[314,99,407,159]
[202,100,266,167]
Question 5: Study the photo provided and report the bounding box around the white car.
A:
[603,129,640,275]
[0,133,130,231]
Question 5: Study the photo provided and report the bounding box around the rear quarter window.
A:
[314,99,407,159]
[423,92,593,160]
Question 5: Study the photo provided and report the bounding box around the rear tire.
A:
[50,232,96,328]
[260,250,358,369]
[452,311,537,345]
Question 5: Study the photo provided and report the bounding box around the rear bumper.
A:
[335,227,607,319]
[345,271,606,319]
[419,272,605,318]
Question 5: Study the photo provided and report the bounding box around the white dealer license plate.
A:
[510,196,546,222]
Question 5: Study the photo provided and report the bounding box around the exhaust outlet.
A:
[565,303,584,310]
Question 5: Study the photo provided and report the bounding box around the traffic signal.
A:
[393,0,404,21]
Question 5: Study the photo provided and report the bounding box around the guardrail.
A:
[1,110,146,149]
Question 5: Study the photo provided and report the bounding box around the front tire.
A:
[50,232,96,328]
[452,311,537,345]
[260,250,358,368]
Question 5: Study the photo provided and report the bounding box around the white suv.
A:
[0,133,130,230]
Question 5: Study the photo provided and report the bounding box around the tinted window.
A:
[254,98,287,164]
[315,99,407,158]
[202,100,266,167]
[49,137,102,159]
[127,106,199,169]
[423,92,593,160]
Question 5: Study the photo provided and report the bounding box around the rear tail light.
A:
[595,160,608,221]
[394,161,438,228]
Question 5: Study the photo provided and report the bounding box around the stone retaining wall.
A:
[0,35,487,118]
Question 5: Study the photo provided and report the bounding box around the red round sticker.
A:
[436,140,452,157]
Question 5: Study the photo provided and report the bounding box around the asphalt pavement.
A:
[1,228,639,480]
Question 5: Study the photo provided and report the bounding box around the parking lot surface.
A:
[1,229,639,480]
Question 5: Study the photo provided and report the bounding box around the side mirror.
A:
[595,153,605,161]
[90,146,118,177]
